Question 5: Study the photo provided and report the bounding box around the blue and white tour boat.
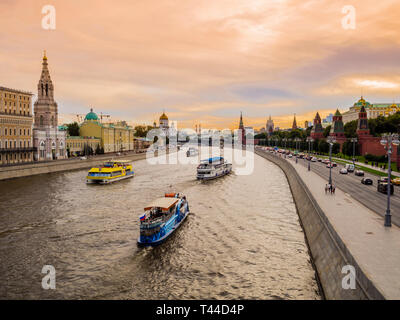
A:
[196,157,232,180]
[137,193,190,247]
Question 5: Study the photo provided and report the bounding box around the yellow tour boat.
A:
[86,160,135,184]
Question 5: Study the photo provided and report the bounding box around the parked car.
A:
[354,169,365,176]
[361,178,373,185]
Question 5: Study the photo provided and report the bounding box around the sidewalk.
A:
[287,155,400,299]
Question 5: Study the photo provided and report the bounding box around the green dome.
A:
[85,108,99,121]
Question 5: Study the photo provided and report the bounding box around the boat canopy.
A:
[144,197,179,211]
[201,157,224,163]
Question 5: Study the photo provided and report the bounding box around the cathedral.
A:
[33,52,66,161]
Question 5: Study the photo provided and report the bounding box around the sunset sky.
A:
[1,0,400,129]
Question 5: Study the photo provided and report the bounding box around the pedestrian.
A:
[325,184,328,194]
[329,184,333,194]
[333,185,336,194]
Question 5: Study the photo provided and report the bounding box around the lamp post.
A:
[306,137,314,171]
[294,137,301,163]
[350,138,357,166]
[380,134,400,227]
[327,136,336,185]
[282,138,288,158]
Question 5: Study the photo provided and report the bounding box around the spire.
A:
[37,51,54,102]
[292,113,297,130]
[239,112,244,129]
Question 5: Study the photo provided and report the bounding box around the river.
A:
[0,148,321,299]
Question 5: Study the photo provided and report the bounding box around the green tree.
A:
[134,125,154,137]
[67,122,80,136]
[323,125,331,138]
[344,120,357,138]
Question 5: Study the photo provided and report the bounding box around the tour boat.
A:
[86,160,134,184]
[137,193,190,246]
[186,147,198,157]
[196,157,232,180]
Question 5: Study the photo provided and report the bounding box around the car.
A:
[377,180,394,195]
[326,163,333,168]
[361,178,373,185]
[311,157,317,162]
[288,154,293,158]
[317,158,322,162]
[378,177,389,184]
[332,162,338,167]
[392,177,400,186]
[339,168,348,174]
[80,156,87,160]
[354,169,365,176]
[345,164,355,172]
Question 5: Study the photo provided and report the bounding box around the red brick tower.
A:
[310,112,324,140]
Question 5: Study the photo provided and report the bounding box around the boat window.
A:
[89,172,111,177]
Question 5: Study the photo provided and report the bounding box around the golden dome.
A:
[159,112,168,120]
[43,50,47,60]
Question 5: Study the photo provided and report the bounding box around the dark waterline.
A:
[0,150,321,299]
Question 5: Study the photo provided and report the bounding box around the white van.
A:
[345,164,355,172]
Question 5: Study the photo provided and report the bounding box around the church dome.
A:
[85,108,99,121]
[160,112,168,121]
[355,96,371,107]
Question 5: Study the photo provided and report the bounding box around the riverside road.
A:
[285,154,400,227]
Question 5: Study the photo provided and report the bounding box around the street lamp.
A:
[350,138,357,166]
[282,138,288,158]
[306,137,314,171]
[327,136,336,185]
[294,137,301,163]
[380,133,400,227]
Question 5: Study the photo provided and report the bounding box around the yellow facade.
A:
[79,116,136,153]
[0,87,34,166]
[66,136,101,156]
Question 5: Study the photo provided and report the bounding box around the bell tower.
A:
[34,51,58,129]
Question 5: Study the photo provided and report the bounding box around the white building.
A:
[33,52,66,161]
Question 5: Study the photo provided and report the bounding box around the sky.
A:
[1,0,400,129]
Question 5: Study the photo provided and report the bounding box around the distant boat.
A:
[196,157,232,180]
[137,193,190,247]
[186,147,198,157]
[86,160,134,184]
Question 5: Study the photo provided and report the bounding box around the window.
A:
[40,115,44,126]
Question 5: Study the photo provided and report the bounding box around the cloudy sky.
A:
[1,0,400,129]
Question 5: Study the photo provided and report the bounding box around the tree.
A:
[344,120,357,138]
[323,125,331,138]
[67,122,80,136]
[134,125,154,137]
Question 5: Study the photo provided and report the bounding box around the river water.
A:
[0,148,321,299]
